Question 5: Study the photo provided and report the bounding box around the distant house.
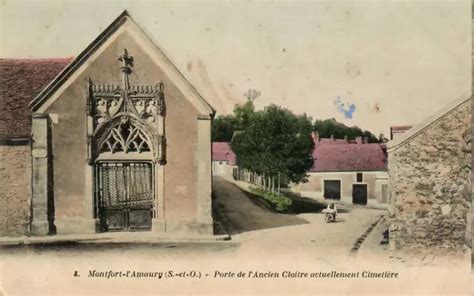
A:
[292,132,389,207]
[387,95,471,252]
[390,125,413,141]
[212,142,237,179]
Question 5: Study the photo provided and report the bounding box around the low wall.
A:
[0,144,31,236]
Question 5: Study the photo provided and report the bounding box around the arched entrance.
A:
[86,49,166,232]
[94,119,156,231]
[96,161,154,231]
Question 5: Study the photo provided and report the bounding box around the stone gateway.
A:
[0,11,215,237]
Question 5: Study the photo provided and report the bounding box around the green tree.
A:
[231,105,314,184]
[313,118,379,143]
[232,100,255,131]
[211,115,237,142]
[211,100,255,142]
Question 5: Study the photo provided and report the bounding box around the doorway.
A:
[96,161,154,231]
[352,184,368,205]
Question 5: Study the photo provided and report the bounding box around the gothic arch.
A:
[92,114,156,160]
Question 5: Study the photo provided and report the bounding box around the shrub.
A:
[249,186,292,212]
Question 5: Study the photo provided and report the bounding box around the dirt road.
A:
[212,177,308,235]
[212,177,386,264]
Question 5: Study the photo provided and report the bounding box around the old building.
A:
[212,142,237,179]
[291,132,389,207]
[387,95,471,252]
[0,11,215,237]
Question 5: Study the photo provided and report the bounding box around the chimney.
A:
[330,134,334,142]
[363,136,369,144]
[344,135,348,143]
[311,131,319,143]
[356,136,362,144]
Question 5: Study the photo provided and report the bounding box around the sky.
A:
[0,0,471,137]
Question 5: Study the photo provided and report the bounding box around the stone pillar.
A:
[152,159,166,232]
[152,89,166,233]
[81,106,99,234]
[195,115,214,235]
[31,114,52,235]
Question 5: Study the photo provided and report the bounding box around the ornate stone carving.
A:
[99,122,151,154]
[87,49,166,162]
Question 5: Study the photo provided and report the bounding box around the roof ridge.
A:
[387,95,471,151]
[0,57,74,62]
[29,10,130,111]
[29,10,215,117]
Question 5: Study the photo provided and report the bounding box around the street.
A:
[0,177,388,263]
[0,177,470,295]
[212,176,386,265]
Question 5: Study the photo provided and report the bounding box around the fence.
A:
[233,168,281,196]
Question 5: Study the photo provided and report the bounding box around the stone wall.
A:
[388,99,471,251]
[0,144,31,236]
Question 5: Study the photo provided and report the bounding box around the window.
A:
[356,173,363,183]
[324,180,341,200]
[381,184,389,203]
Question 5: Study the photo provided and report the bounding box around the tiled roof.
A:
[212,139,386,172]
[315,138,348,145]
[212,142,236,165]
[311,139,387,172]
[0,58,72,140]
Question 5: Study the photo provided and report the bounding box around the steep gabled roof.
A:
[30,10,215,117]
[0,58,72,140]
[387,95,471,151]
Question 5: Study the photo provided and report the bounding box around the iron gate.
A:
[96,162,154,231]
